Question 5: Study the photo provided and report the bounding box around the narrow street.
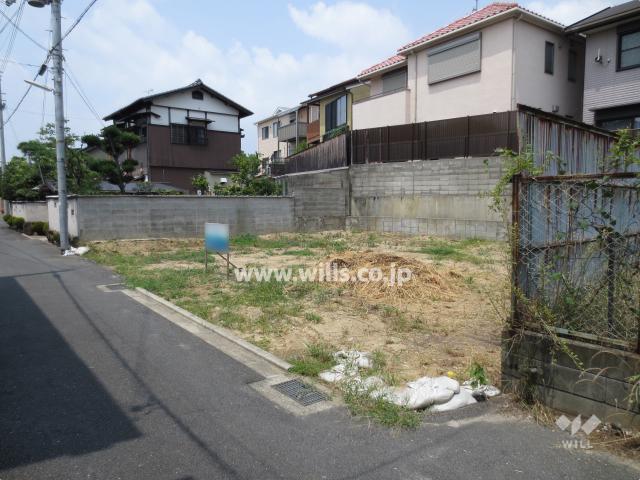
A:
[0,224,636,480]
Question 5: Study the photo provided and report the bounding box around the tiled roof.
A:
[358,55,406,78]
[398,2,562,53]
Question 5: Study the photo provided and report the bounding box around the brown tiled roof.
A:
[358,55,406,78]
[398,2,562,53]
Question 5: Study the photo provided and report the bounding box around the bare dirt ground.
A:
[89,231,510,384]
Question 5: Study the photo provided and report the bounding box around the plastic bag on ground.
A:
[430,388,477,412]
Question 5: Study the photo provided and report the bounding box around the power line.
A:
[64,65,103,126]
[45,0,98,63]
[0,0,25,74]
[3,0,100,128]
[0,5,48,53]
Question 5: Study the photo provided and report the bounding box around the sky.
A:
[0,0,627,158]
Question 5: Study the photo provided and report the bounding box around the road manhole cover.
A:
[272,379,328,406]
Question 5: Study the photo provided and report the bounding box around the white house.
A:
[354,2,585,130]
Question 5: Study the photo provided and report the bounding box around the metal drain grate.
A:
[272,379,328,406]
[103,284,127,291]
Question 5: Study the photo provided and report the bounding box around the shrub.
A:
[12,216,24,231]
[32,221,46,236]
[3,214,12,225]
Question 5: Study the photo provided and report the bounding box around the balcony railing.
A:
[278,122,307,142]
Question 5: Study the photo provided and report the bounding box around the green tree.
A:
[191,173,210,193]
[82,125,141,193]
[0,124,99,201]
[213,152,281,196]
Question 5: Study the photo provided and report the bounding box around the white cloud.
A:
[288,1,410,53]
[31,0,408,154]
[525,0,626,26]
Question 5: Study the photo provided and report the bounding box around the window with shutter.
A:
[382,68,407,93]
[427,32,481,84]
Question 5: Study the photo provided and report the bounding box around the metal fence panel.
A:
[514,173,640,351]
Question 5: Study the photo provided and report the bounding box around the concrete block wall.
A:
[503,330,640,428]
[348,157,509,240]
[9,201,49,223]
[48,196,295,241]
[282,168,349,232]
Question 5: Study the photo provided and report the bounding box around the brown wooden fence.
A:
[351,111,517,164]
[284,133,349,174]
[278,111,518,174]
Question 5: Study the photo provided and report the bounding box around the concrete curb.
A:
[134,287,293,371]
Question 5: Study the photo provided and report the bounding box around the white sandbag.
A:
[389,376,460,410]
[63,246,89,256]
[462,381,501,398]
[408,376,460,395]
[333,350,372,369]
[319,363,348,383]
[430,388,477,412]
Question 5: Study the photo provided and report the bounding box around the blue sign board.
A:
[205,223,229,253]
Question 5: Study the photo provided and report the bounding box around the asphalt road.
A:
[0,224,637,480]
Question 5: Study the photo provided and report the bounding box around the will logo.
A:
[555,414,601,449]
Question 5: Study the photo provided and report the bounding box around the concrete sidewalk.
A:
[0,224,637,479]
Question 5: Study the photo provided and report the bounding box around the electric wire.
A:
[0,0,25,74]
[3,0,100,127]
[0,4,47,53]
[64,63,102,125]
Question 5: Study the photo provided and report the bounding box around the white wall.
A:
[582,28,640,125]
[353,89,410,129]
[155,90,239,116]
[47,197,79,238]
[408,20,514,122]
[514,20,584,119]
[10,201,49,222]
[256,120,287,159]
[146,90,241,133]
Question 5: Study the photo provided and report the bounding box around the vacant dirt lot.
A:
[88,231,509,384]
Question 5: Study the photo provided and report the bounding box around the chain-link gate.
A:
[513,172,640,351]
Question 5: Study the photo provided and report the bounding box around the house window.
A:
[568,49,577,82]
[545,42,555,74]
[192,91,204,100]
[595,103,640,131]
[272,122,279,137]
[170,123,207,145]
[382,68,407,93]
[190,124,207,145]
[427,32,481,84]
[325,95,347,131]
[171,124,188,144]
[261,125,269,140]
[618,25,640,70]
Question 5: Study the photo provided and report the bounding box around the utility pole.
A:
[51,0,68,251]
[0,75,7,215]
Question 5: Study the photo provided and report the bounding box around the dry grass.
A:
[88,231,510,385]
